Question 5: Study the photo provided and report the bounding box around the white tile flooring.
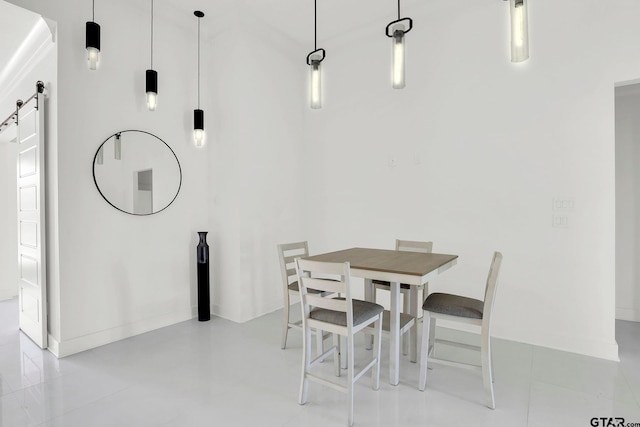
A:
[1,297,639,427]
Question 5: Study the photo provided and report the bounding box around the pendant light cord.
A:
[92,0,95,21]
[150,0,154,69]
[397,0,401,19]
[314,0,317,51]
[197,16,201,108]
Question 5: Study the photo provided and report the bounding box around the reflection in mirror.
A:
[134,169,153,214]
[93,130,181,215]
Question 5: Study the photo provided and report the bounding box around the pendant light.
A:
[507,0,529,63]
[96,145,104,165]
[306,0,325,109]
[193,11,205,147]
[386,0,413,89]
[86,0,100,70]
[114,132,121,160]
[146,0,158,111]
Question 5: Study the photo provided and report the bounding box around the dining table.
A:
[304,247,458,386]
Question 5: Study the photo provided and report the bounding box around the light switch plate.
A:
[553,197,575,212]
[552,214,569,228]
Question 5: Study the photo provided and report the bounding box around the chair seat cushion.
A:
[288,281,323,294]
[372,279,415,290]
[310,298,384,327]
[423,293,484,319]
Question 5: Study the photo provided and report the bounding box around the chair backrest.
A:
[277,241,309,293]
[396,239,433,254]
[482,252,503,331]
[295,258,353,328]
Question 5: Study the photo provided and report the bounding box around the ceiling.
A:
[159,0,424,45]
[0,0,40,64]
[0,1,41,76]
[0,0,424,84]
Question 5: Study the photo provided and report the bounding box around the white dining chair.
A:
[418,251,503,409]
[372,239,433,360]
[278,241,329,354]
[296,258,383,427]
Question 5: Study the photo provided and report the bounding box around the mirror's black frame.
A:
[92,130,183,216]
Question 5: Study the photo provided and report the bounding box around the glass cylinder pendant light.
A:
[509,0,529,63]
[306,0,325,109]
[193,11,205,147]
[146,0,158,111]
[386,0,413,89]
[392,25,406,89]
[309,58,322,108]
[86,0,100,70]
[114,133,121,160]
[96,145,104,165]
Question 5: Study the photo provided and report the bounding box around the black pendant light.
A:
[146,0,158,111]
[306,0,325,109]
[86,0,100,70]
[194,11,205,147]
[386,0,413,89]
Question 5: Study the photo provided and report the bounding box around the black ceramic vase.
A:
[196,231,210,321]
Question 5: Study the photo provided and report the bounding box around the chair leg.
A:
[365,280,374,350]
[409,287,419,362]
[418,312,431,391]
[371,282,377,304]
[402,291,409,356]
[281,298,290,350]
[402,331,409,356]
[341,336,347,370]
[481,330,496,409]
[299,326,312,405]
[416,286,424,319]
[316,328,324,362]
[333,334,340,377]
[428,316,436,357]
[347,332,355,427]
[372,313,382,391]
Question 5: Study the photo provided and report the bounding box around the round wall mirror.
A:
[92,130,182,215]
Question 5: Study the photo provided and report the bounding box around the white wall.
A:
[207,8,307,322]
[303,0,640,361]
[616,84,640,322]
[7,0,209,356]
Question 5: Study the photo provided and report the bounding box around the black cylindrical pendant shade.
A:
[86,21,101,50]
[194,109,204,130]
[146,69,158,93]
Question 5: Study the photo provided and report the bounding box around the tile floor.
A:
[1,297,639,427]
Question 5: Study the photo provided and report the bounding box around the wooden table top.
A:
[304,247,458,277]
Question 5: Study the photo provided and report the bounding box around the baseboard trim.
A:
[616,307,640,322]
[47,335,60,357]
[56,309,194,357]
[203,296,283,324]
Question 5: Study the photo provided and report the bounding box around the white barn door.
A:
[16,89,47,349]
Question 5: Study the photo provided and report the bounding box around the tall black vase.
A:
[196,231,211,321]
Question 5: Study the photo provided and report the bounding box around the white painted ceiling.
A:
[160,0,424,45]
[0,1,41,78]
[0,0,423,83]
[0,0,424,73]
